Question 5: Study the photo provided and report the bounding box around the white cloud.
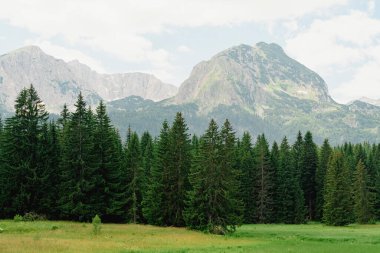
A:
[0,0,347,83]
[332,61,380,102]
[177,45,191,53]
[25,40,106,73]
[285,11,380,103]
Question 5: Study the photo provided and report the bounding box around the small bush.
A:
[13,214,23,222]
[51,225,59,230]
[92,214,101,235]
[23,212,46,222]
[0,227,4,233]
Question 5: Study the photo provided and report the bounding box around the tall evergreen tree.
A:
[270,141,280,222]
[125,131,144,223]
[36,122,61,218]
[353,160,375,223]
[166,112,191,226]
[276,137,305,223]
[93,101,124,222]
[185,119,242,234]
[254,134,275,223]
[323,151,353,226]
[239,132,256,223]
[59,93,99,221]
[0,85,49,217]
[301,131,318,220]
[143,121,170,225]
[315,139,332,220]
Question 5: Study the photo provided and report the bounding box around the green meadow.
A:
[0,221,379,253]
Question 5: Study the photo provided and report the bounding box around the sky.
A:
[0,0,379,104]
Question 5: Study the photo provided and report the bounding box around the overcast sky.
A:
[0,0,379,103]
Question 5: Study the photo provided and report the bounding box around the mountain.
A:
[107,43,380,144]
[173,42,331,113]
[0,46,177,113]
[2,43,380,144]
[357,97,380,107]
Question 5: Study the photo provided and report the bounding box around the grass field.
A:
[0,220,379,253]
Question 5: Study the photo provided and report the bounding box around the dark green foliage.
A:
[323,151,353,226]
[1,86,379,230]
[125,131,144,223]
[315,139,332,221]
[166,112,192,227]
[93,101,124,222]
[0,85,49,217]
[301,131,318,220]
[277,137,305,224]
[254,134,275,223]
[184,119,242,234]
[239,132,256,223]
[58,93,100,221]
[353,160,375,223]
[142,121,170,225]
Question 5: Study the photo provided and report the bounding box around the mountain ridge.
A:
[1,43,380,144]
[0,45,177,113]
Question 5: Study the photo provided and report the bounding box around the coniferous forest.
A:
[0,86,379,234]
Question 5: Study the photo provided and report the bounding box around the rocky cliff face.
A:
[173,42,332,114]
[0,46,177,113]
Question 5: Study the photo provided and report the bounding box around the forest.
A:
[0,86,379,234]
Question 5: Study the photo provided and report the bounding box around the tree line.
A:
[0,86,379,233]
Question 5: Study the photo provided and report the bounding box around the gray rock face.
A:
[0,46,177,113]
[173,42,331,113]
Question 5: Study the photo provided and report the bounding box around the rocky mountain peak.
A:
[173,42,332,113]
[0,46,178,113]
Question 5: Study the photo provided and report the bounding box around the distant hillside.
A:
[0,46,177,113]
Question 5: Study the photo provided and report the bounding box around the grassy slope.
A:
[0,221,379,253]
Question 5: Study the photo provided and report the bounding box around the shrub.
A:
[0,227,4,233]
[13,214,23,222]
[92,214,101,235]
[23,212,46,222]
[51,225,59,230]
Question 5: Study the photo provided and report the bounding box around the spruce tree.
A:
[315,139,332,220]
[184,119,242,234]
[301,131,318,220]
[125,131,144,223]
[93,101,124,222]
[59,93,99,221]
[353,160,375,223]
[239,132,256,223]
[323,151,353,226]
[270,141,280,222]
[166,112,191,226]
[0,85,49,217]
[254,134,275,223]
[36,122,61,218]
[143,121,170,225]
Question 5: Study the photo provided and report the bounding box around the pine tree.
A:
[92,101,124,222]
[254,134,275,223]
[140,131,154,200]
[315,139,332,220]
[166,112,191,226]
[323,151,353,226]
[36,122,61,218]
[184,119,242,234]
[59,93,99,221]
[301,131,318,220]
[270,141,280,222]
[353,160,375,223]
[0,85,49,217]
[124,131,144,223]
[142,120,170,225]
[239,132,256,223]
